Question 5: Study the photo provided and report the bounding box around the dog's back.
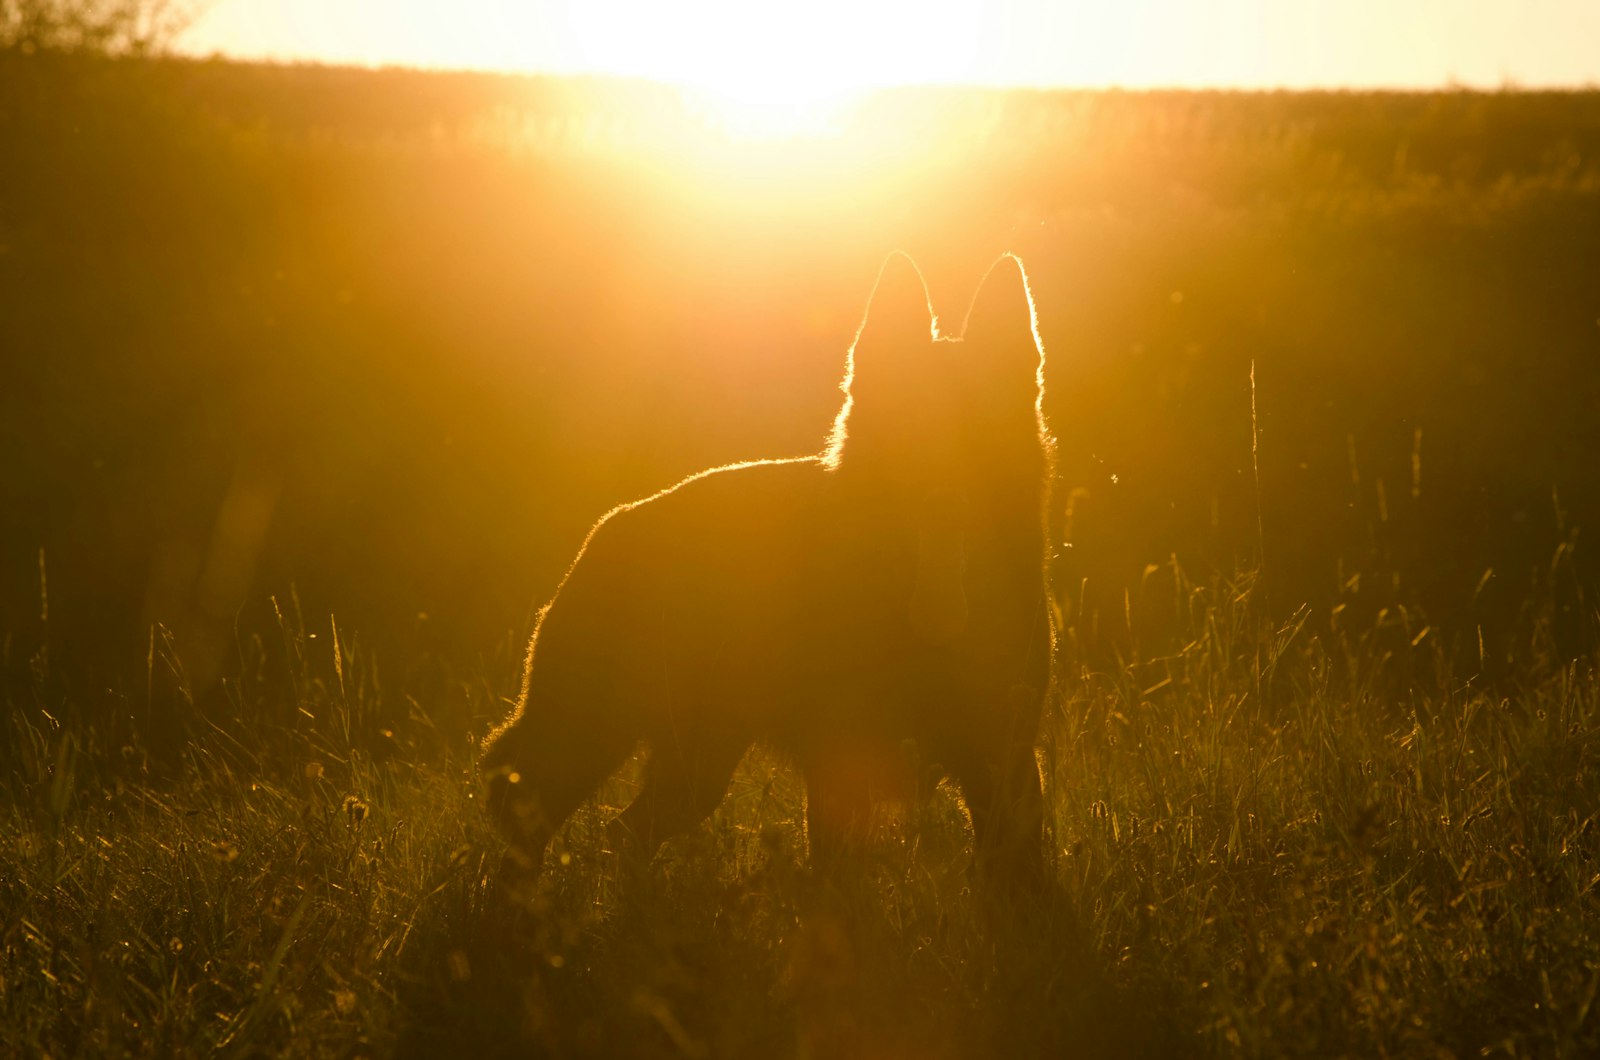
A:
[528,457,922,724]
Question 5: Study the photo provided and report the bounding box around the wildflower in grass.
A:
[343,794,369,830]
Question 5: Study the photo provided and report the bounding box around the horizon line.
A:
[168,50,1600,95]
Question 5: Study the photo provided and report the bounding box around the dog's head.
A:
[829,252,1049,643]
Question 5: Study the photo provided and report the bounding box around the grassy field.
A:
[5,575,1598,1057]
[4,54,1600,1057]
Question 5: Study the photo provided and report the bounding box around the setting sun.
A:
[566,0,981,106]
[558,0,984,138]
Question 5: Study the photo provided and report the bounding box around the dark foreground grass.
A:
[3,579,1598,1058]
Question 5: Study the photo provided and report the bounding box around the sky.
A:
[182,0,1600,94]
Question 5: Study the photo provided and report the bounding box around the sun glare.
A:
[567,0,981,136]
[183,0,1600,98]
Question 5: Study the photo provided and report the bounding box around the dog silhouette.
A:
[482,251,1055,887]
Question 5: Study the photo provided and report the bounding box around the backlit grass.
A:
[4,574,1596,1058]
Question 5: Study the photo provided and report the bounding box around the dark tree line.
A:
[1,0,189,55]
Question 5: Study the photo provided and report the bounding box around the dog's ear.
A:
[961,253,1041,374]
[849,251,934,388]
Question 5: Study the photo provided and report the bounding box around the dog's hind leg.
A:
[483,710,637,882]
[607,723,750,863]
